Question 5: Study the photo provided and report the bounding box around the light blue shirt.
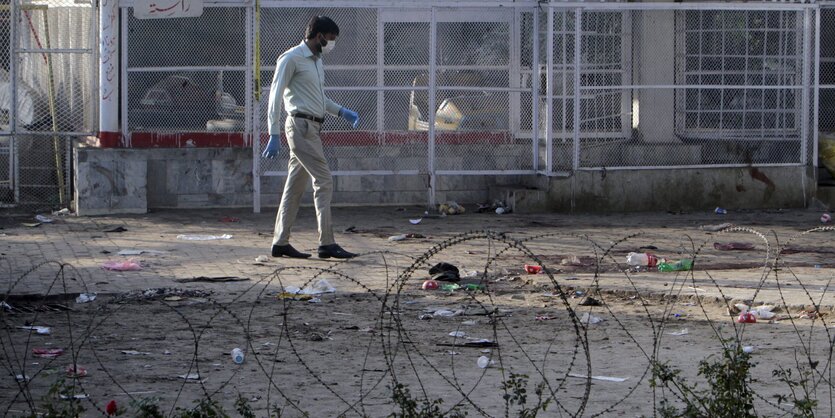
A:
[267,41,342,135]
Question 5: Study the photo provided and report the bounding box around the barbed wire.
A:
[1,226,834,417]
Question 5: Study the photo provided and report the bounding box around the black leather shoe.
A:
[271,244,311,258]
[317,243,357,259]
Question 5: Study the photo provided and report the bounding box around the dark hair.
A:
[304,16,339,39]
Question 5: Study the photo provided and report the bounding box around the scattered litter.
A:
[419,314,434,320]
[106,400,118,415]
[35,215,54,223]
[429,262,461,282]
[175,276,248,283]
[714,207,728,215]
[742,346,755,354]
[219,216,240,223]
[477,356,495,369]
[578,297,601,307]
[66,365,88,378]
[117,249,166,256]
[431,309,462,317]
[667,329,689,336]
[104,226,128,233]
[495,207,507,215]
[437,339,497,348]
[448,331,466,338]
[60,394,88,400]
[535,315,556,321]
[102,260,142,271]
[309,298,321,303]
[22,222,41,227]
[75,293,97,304]
[700,223,733,232]
[33,348,64,358]
[388,234,407,242]
[568,373,628,382]
[18,326,50,335]
[52,208,71,216]
[481,349,492,354]
[737,312,757,323]
[441,283,461,291]
[409,218,422,225]
[713,242,755,251]
[283,279,336,295]
[277,292,314,301]
[122,350,151,355]
[15,374,30,382]
[421,280,439,290]
[561,255,585,266]
[254,255,270,263]
[524,264,542,274]
[580,313,603,325]
[113,288,212,303]
[446,351,459,355]
[178,373,200,380]
[438,201,465,215]
[687,286,706,292]
[798,310,820,320]
[822,213,832,224]
[176,234,232,241]
[461,320,477,326]
[344,226,357,233]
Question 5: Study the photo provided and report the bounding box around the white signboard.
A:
[134,0,203,19]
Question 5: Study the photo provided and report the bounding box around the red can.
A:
[736,312,757,324]
[422,280,439,290]
[524,264,542,274]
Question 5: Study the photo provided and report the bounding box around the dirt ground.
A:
[1,206,834,416]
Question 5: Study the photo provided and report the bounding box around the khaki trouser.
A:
[272,116,334,247]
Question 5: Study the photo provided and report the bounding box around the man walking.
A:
[263,15,359,259]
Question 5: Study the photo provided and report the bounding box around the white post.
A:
[99,0,120,146]
[573,8,581,172]
[813,8,820,169]
[801,8,811,167]
[546,7,554,174]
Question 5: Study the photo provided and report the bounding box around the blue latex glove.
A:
[262,134,281,158]
[339,107,360,129]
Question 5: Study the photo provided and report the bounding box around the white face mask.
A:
[321,40,336,54]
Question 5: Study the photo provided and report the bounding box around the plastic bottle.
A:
[626,252,659,267]
[657,259,693,272]
[231,348,245,364]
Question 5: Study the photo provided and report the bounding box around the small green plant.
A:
[27,378,87,418]
[388,383,466,417]
[174,398,230,418]
[773,365,818,418]
[234,394,256,418]
[651,344,756,417]
[131,397,165,418]
[501,373,551,418]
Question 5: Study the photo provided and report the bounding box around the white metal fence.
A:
[0,0,96,208]
[116,1,822,211]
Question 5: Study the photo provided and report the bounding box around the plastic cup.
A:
[477,356,490,369]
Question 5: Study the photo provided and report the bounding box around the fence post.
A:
[99,0,120,146]
[532,8,540,173]
[545,6,554,174]
[428,6,437,208]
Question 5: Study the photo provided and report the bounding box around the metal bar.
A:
[509,8,520,135]
[572,8,581,172]
[621,10,632,140]
[376,7,384,135]
[532,9,540,172]
[127,65,249,72]
[428,6,437,208]
[577,163,805,171]
[800,8,811,166]
[435,170,538,175]
[121,7,129,145]
[581,84,805,90]
[545,7,553,174]
[247,3,259,213]
[17,48,93,54]
[10,0,16,204]
[264,170,422,176]
[813,8,821,168]
[255,1,542,9]
[556,2,815,11]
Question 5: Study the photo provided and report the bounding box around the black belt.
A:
[292,113,324,124]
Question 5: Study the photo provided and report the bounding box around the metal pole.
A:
[41,10,66,206]
[532,8,540,172]
[573,8,581,172]
[247,4,260,213]
[545,7,554,174]
[100,0,120,146]
[120,7,128,146]
[801,9,811,167]
[428,6,437,209]
[376,7,384,140]
[813,8,820,169]
[10,0,16,203]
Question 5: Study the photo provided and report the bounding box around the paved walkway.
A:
[1,206,833,309]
